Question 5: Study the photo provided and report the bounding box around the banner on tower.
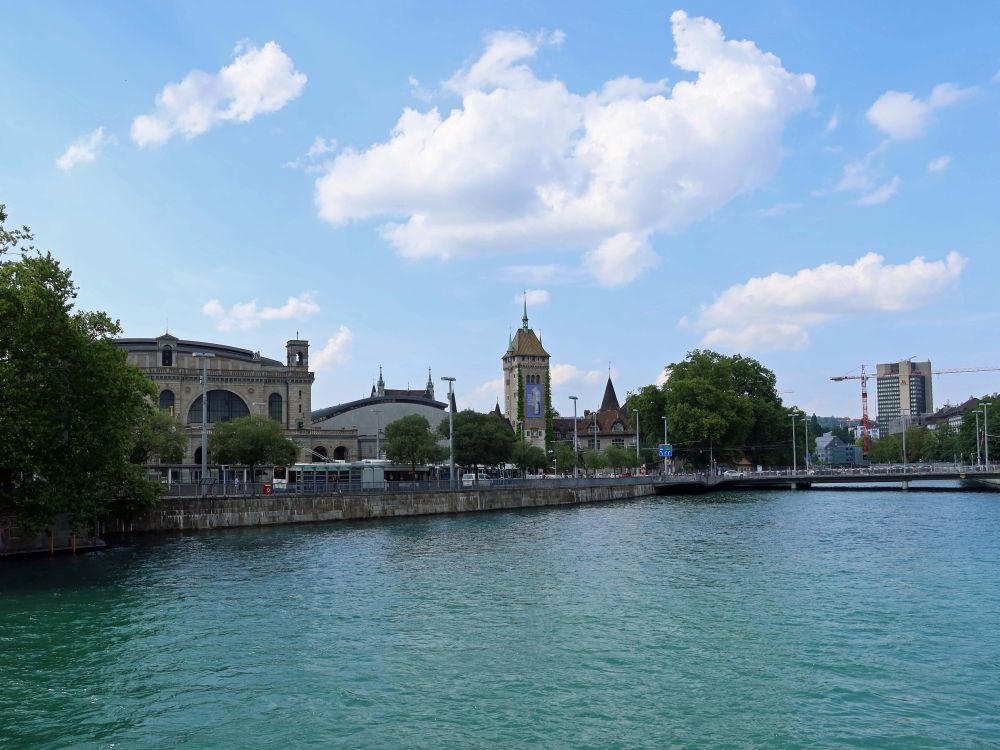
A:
[525,383,543,418]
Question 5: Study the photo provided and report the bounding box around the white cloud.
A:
[584,367,619,384]
[314,12,814,285]
[202,292,320,331]
[866,83,974,140]
[468,378,505,412]
[56,127,115,170]
[550,363,580,385]
[825,109,840,132]
[683,251,967,352]
[284,136,337,169]
[132,41,306,147]
[515,289,551,307]
[754,202,802,218]
[927,155,952,173]
[655,368,671,388]
[312,325,353,371]
[857,176,901,206]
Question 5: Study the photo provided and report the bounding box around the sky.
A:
[3,1,999,421]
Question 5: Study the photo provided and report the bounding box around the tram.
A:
[272,461,435,492]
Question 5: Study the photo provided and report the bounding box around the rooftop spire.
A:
[522,290,529,331]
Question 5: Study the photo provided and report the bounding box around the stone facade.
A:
[502,303,550,449]
[117,333,357,465]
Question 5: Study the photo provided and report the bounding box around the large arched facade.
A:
[187,389,251,424]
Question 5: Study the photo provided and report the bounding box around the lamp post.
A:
[789,411,798,473]
[192,352,215,495]
[569,396,579,479]
[975,411,982,467]
[801,416,810,471]
[983,402,993,468]
[373,408,381,459]
[662,415,669,475]
[901,414,909,469]
[441,377,456,488]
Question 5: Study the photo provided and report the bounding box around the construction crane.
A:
[831,365,1000,454]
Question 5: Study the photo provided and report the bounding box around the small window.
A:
[295,352,303,366]
[161,346,173,367]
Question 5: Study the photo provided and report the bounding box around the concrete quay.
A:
[109,483,657,535]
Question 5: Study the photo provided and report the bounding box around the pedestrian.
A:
[234,477,241,493]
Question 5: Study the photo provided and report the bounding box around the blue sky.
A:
[3,1,999,420]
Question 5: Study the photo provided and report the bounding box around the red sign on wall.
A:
[262,484,273,495]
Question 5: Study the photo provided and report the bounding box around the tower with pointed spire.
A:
[502,294,550,449]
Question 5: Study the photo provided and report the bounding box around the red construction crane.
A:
[831,365,1000,454]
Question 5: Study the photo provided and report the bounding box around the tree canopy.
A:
[439,409,515,469]
[661,350,791,467]
[208,416,298,479]
[1,204,162,531]
[384,414,446,473]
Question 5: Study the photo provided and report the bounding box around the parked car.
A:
[722,469,746,478]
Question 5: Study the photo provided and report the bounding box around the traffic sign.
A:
[658,444,673,457]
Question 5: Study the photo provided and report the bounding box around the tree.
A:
[438,409,515,473]
[512,439,547,474]
[1,204,163,532]
[544,365,555,449]
[603,446,630,473]
[552,441,578,475]
[583,449,606,476]
[384,414,446,474]
[625,385,668,450]
[662,350,789,468]
[209,416,297,491]
[132,411,187,465]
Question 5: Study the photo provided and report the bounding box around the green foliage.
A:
[384,414,446,473]
[662,350,789,468]
[582,449,606,473]
[552,441,578,474]
[439,409,515,469]
[626,385,668,449]
[208,416,297,476]
[602,446,631,471]
[512,439,547,473]
[1,204,162,532]
[132,411,187,464]
[517,368,524,425]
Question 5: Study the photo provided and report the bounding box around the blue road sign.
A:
[658,444,673,457]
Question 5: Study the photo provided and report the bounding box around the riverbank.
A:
[107,483,657,535]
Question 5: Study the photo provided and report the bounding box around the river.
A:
[3,487,999,748]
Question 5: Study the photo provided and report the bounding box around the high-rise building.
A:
[876,359,934,432]
[502,300,550,449]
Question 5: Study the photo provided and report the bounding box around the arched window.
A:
[161,345,173,366]
[268,393,282,422]
[612,422,625,433]
[187,390,251,424]
[313,446,328,462]
[333,446,348,461]
[295,352,303,366]
[159,389,175,417]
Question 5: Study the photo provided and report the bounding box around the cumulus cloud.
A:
[825,109,840,132]
[682,252,967,352]
[314,12,814,285]
[927,155,952,173]
[56,127,115,170]
[284,136,337,169]
[857,176,901,206]
[202,292,320,331]
[311,325,353,371]
[550,363,580,385]
[584,367,619,385]
[866,83,974,140]
[655,368,671,388]
[515,289,551,307]
[132,41,306,147]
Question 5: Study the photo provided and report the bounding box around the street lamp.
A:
[789,411,798,473]
[192,352,215,495]
[373,408,381,459]
[983,402,993,468]
[441,377,456,488]
[976,410,982,467]
[569,396,579,479]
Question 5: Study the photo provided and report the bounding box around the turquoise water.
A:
[3,489,1000,748]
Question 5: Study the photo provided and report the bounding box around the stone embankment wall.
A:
[110,484,656,534]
